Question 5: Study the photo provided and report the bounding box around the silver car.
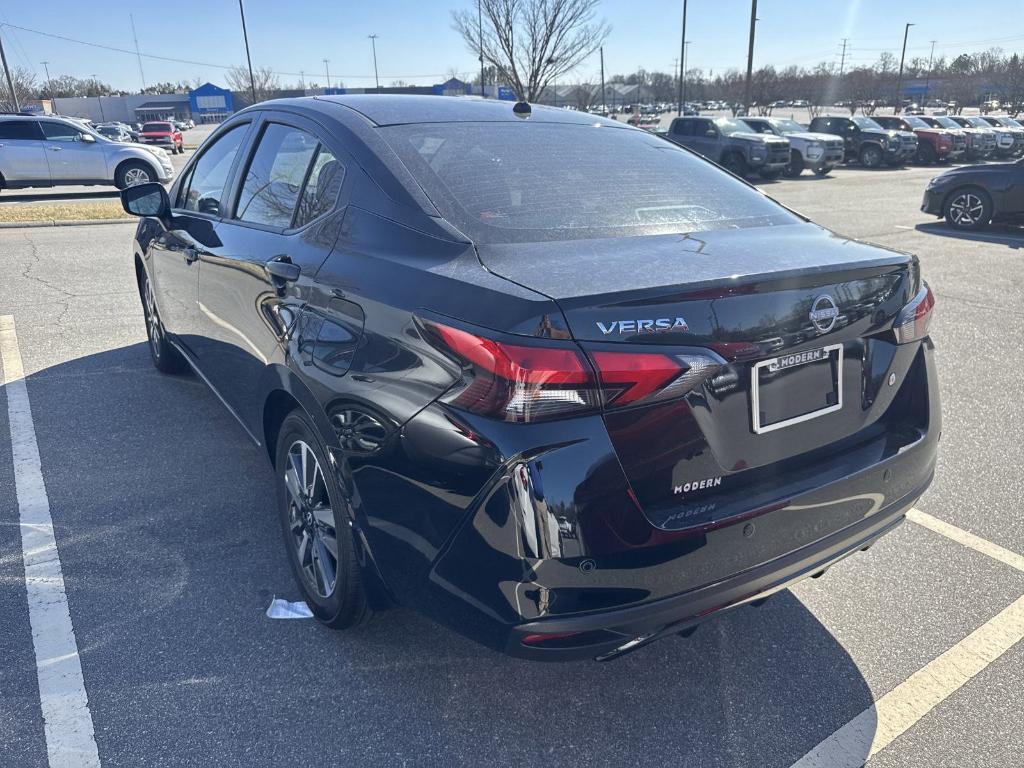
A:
[0,114,174,192]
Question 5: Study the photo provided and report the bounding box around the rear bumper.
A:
[506,483,922,660]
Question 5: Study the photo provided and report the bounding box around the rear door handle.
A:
[47,146,62,152]
[265,256,301,283]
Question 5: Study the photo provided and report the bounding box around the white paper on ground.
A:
[265,597,314,619]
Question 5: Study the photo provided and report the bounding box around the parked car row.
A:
[659,112,1024,180]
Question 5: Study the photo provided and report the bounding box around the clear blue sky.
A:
[2,0,1022,91]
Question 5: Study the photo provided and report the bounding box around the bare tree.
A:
[225,64,280,103]
[452,0,610,102]
[0,66,36,111]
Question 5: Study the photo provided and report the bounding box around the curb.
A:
[0,218,135,229]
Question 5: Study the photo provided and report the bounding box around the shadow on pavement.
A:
[0,189,119,204]
[17,343,876,768]
[915,221,1024,248]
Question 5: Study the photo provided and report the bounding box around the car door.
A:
[193,110,354,434]
[149,120,253,354]
[0,120,49,184]
[690,118,719,158]
[37,120,108,181]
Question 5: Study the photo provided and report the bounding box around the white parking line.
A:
[790,508,1024,768]
[0,315,101,768]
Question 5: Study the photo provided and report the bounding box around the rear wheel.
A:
[944,187,992,230]
[783,150,804,177]
[275,410,374,629]
[916,142,937,165]
[139,269,188,373]
[813,165,833,176]
[859,144,883,168]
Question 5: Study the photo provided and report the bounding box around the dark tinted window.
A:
[235,123,319,228]
[670,119,692,136]
[0,120,42,140]
[294,148,344,228]
[382,122,797,243]
[39,121,82,141]
[179,123,248,215]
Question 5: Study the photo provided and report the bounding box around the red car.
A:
[139,121,184,154]
[874,115,959,164]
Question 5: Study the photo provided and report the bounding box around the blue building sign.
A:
[188,82,234,120]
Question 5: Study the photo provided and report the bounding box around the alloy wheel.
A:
[284,440,339,598]
[330,409,388,453]
[124,167,151,186]
[143,277,162,358]
[947,193,985,226]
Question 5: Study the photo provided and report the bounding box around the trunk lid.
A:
[477,224,919,528]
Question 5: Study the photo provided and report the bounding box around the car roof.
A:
[274,94,625,128]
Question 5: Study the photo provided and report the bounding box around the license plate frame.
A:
[751,343,843,435]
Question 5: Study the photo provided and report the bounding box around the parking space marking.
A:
[790,510,1024,768]
[907,507,1024,573]
[1,315,101,768]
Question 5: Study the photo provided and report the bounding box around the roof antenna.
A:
[513,101,531,119]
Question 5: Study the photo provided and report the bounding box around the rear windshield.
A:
[143,122,171,132]
[380,122,797,243]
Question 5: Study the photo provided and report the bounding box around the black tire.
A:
[721,151,749,178]
[759,168,782,180]
[813,166,833,176]
[783,150,804,178]
[139,268,189,374]
[943,186,993,230]
[116,161,155,189]
[916,142,937,165]
[275,410,373,630]
[859,144,883,168]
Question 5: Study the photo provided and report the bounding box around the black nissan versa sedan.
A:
[921,157,1024,230]
[120,95,939,661]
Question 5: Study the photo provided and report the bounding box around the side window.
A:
[178,123,248,216]
[0,120,43,140]
[695,119,714,135]
[39,121,82,142]
[669,119,688,136]
[235,123,319,229]
[294,148,345,228]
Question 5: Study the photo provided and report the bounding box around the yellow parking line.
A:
[906,507,1024,573]
[790,508,1024,767]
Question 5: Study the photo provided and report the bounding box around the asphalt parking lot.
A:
[1,165,1023,767]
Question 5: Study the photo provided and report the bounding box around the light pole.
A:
[676,0,687,116]
[924,39,937,103]
[41,60,53,102]
[478,0,486,97]
[743,0,758,114]
[895,22,914,113]
[368,34,380,91]
[238,0,257,103]
[682,41,691,110]
[0,26,19,112]
[600,46,606,114]
[323,59,331,90]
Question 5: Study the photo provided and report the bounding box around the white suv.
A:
[0,114,175,192]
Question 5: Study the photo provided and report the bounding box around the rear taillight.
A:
[421,320,725,422]
[893,282,935,343]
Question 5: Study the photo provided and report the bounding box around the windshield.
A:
[381,122,798,244]
[967,117,991,128]
[904,116,929,129]
[996,116,1023,128]
[738,120,775,134]
[143,122,172,132]
[769,118,806,134]
[933,117,960,129]
[715,118,755,135]
[852,116,883,130]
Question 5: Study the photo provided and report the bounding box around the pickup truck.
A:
[808,115,917,168]
[664,116,790,179]
[919,115,995,160]
[873,115,964,164]
[736,116,845,177]
[139,121,184,154]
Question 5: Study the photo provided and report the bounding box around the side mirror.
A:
[121,182,169,218]
[80,133,96,143]
[705,129,716,137]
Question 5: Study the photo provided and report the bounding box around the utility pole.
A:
[925,39,937,101]
[299,71,306,92]
[895,22,914,113]
[477,0,486,97]
[0,26,19,112]
[839,38,848,78]
[323,59,331,90]
[130,14,146,91]
[743,0,758,114]
[41,61,53,102]
[676,0,687,116]
[238,0,257,103]
[600,46,606,114]
[368,34,380,91]
[91,74,105,120]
